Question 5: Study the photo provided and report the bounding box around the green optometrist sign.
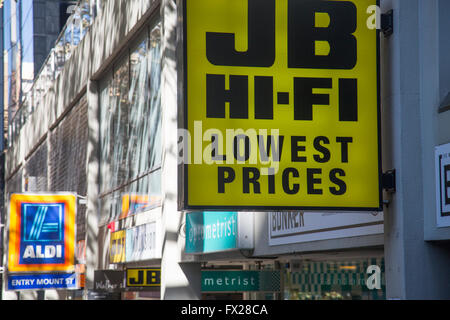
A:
[185,212,254,254]
[201,270,281,292]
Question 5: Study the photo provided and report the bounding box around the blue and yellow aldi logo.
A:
[8,194,76,273]
[20,203,65,265]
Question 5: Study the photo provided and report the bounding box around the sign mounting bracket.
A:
[382,169,396,194]
[381,10,394,37]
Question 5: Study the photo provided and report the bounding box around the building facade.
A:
[0,0,77,299]
[1,0,450,300]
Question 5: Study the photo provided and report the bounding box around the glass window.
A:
[148,25,162,168]
[99,20,162,225]
[284,258,386,300]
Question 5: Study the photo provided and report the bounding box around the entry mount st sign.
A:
[182,0,382,211]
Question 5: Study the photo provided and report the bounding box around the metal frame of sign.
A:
[179,0,382,212]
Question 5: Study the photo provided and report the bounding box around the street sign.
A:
[8,193,76,273]
[182,0,381,211]
[7,273,78,291]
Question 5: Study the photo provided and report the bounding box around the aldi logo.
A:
[23,204,64,241]
[20,203,65,265]
[8,194,76,273]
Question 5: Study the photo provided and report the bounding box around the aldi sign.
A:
[182,0,381,211]
[8,194,76,273]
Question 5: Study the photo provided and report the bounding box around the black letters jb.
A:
[205,0,358,122]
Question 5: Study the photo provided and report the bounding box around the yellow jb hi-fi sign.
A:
[182,0,382,211]
[126,268,161,287]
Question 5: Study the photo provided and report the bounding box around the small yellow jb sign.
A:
[182,0,382,211]
[110,231,125,264]
[126,268,161,287]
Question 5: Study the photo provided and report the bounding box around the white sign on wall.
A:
[435,143,450,227]
[125,222,161,262]
[268,211,383,246]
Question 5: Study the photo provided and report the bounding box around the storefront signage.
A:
[93,270,125,291]
[201,270,280,292]
[8,193,76,273]
[120,194,159,219]
[268,211,383,246]
[435,143,450,227]
[7,273,78,291]
[126,222,160,262]
[126,268,161,288]
[110,230,126,263]
[182,0,381,211]
[185,212,253,254]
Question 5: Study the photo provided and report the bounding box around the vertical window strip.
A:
[99,20,162,224]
